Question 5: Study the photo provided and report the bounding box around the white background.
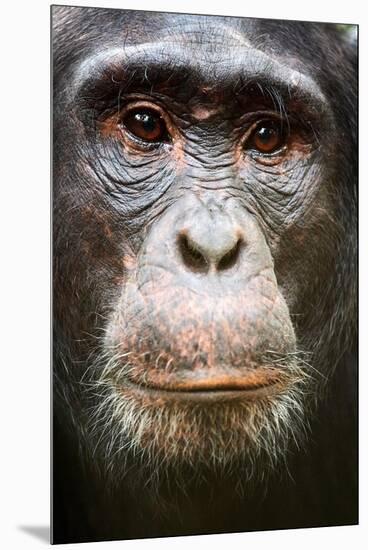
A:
[1,0,366,548]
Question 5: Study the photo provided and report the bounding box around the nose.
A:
[177,204,244,273]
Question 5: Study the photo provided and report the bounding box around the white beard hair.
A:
[82,350,315,495]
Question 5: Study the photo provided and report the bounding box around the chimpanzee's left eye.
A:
[248,120,287,154]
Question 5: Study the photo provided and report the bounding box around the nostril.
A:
[217,238,243,271]
[178,231,244,274]
[178,234,209,273]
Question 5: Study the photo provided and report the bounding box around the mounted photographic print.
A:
[52,5,358,544]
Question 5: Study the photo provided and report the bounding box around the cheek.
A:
[91,119,185,185]
[239,154,322,222]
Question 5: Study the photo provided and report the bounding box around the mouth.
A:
[116,368,285,403]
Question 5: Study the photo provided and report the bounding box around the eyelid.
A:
[118,100,168,124]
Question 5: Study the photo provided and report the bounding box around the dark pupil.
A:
[258,126,277,142]
[135,112,157,132]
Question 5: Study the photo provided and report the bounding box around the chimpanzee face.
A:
[53,10,356,487]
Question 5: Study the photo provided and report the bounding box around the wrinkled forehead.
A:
[79,11,265,65]
[134,13,256,48]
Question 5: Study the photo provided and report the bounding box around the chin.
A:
[84,344,311,492]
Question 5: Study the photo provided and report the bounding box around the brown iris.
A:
[251,121,285,154]
[122,108,167,143]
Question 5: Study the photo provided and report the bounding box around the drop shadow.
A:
[18,525,50,544]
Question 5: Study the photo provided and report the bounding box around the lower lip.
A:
[118,379,282,402]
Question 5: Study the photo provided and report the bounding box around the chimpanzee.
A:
[52,5,358,545]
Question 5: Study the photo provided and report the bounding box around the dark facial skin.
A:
[53,7,357,544]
